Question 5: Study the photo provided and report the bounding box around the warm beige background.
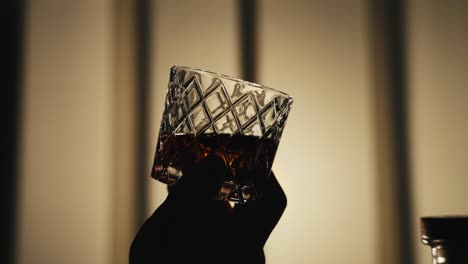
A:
[257,0,377,263]
[407,0,468,263]
[18,0,113,263]
[17,0,468,263]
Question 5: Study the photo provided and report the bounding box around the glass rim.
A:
[175,65,294,102]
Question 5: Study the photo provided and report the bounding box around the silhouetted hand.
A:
[129,155,287,264]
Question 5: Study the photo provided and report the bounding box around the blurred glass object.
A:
[420,216,468,263]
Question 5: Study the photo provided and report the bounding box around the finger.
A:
[235,172,287,245]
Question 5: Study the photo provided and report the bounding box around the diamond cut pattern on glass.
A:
[175,120,192,134]
[243,118,262,136]
[255,89,276,109]
[169,105,185,127]
[261,104,277,131]
[160,70,292,139]
[214,111,239,134]
[153,66,293,203]
[161,69,292,139]
[183,82,201,111]
[205,86,229,118]
[224,79,257,104]
[234,96,257,126]
[189,105,209,133]
[204,126,214,133]
[194,73,222,94]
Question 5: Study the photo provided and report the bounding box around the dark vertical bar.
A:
[136,0,151,224]
[4,0,24,263]
[239,0,257,82]
[388,1,414,263]
[369,0,414,263]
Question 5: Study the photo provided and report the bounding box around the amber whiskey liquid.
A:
[152,134,278,203]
